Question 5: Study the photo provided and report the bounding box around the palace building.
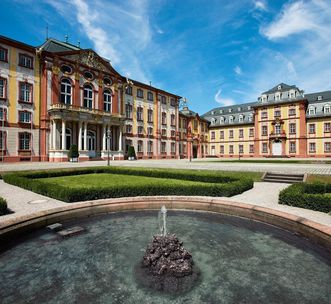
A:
[1,34,331,162]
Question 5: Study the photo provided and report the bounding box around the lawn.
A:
[306,174,331,183]
[3,166,259,202]
[196,159,331,164]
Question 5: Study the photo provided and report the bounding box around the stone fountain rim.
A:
[0,196,330,251]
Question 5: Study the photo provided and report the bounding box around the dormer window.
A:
[308,106,316,115]
[275,94,280,101]
[229,115,234,123]
[220,116,224,124]
[219,109,223,114]
[247,106,251,110]
[324,104,330,114]
[211,111,214,115]
[277,85,282,90]
[290,92,295,99]
[228,108,232,113]
[238,107,241,111]
[262,96,267,102]
[239,114,244,122]
[211,118,216,125]
[248,114,253,122]
[318,95,323,101]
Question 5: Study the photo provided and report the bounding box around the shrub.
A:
[128,146,136,159]
[68,144,79,160]
[2,167,254,203]
[0,197,8,215]
[279,183,331,213]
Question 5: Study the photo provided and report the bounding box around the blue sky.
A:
[1,0,331,114]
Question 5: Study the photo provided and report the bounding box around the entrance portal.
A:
[272,140,282,156]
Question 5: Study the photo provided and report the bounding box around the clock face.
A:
[103,77,113,86]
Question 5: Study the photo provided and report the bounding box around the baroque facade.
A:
[1,35,331,162]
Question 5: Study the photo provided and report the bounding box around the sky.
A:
[1,0,331,114]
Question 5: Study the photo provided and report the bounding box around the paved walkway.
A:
[1,179,330,228]
[1,158,331,175]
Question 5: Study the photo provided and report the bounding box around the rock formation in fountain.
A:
[135,206,199,294]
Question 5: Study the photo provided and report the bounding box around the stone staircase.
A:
[262,172,305,184]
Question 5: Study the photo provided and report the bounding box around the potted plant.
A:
[68,144,79,162]
[127,146,136,160]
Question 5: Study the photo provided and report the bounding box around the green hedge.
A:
[2,167,254,203]
[279,183,331,213]
[0,197,8,215]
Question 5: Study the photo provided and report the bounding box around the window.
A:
[161,96,166,104]
[161,142,166,153]
[324,122,331,133]
[61,65,72,74]
[249,128,254,137]
[261,111,267,119]
[249,144,254,154]
[275,124,281,134]
[147,127,153,136]
[83,71,94,80]
[0,78,6,99]
[274,109,281,117]
[147,92,153,101]
[125,124,132,134]
[220,131,224,139]
[19,111,31,123]
[229,130,233,138]
[211,146,215,155]
[137,140,143,152]
[262,143,268,153]
[318,95,323,101]
[220,145,224,154]
[0,47,8,62]
[171,142,175,153]
[289,123,296,134]
[229,116,234,123]
[289,108,296,116]
[19,132,30,150]
[0,107,6,121]
[324,105,330,114]
[147,109,153,123]
[162,129,167,137]
[238,107,241,111]
[137,88,144,98]
[171,130,176,138]
[148,141,153,153]
[290,142,296,153]
[103,89,112,112]
[138,126,143,135]
[19,82,32,103]
[83,84,93,108]
[171,114,176,126]
[170,98,176,107]
[309,142,316,153]
[325,142,331,153]
[211,131,215,140]
[161,112,167,125]
[220,117,224,124]
[248,114,253,122]
[308,107,315,115]
[193,120,198,130]
[60,78,72,105]
[126,86,132,95]
[0,131,5,150]
[239,145,244,154]
[228,108,232,113]
[220,109,223,114]
[103,77,112,86]
[19,54,33,69]
[229,145,234,154]
[262,126,268,136]
[125,104,133,119]
[211,118,216,125]
[137,107,143,121]
[309,124,315,134]
[239,115,243,122]
[239,129,244,138]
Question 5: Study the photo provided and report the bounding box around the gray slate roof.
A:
[262,83,300,95]
[38,38,80,53]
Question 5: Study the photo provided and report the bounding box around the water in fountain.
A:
[135,206,200,294]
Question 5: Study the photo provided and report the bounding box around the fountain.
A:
[135,206,200,293]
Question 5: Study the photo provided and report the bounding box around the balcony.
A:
[269,131,287,140]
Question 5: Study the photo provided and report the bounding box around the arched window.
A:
[83,84,93,109]
[239,114,244,122]
[229,115,234,123]
[220,116,224,124]
[60,78,72,104]
[103,89,112,112]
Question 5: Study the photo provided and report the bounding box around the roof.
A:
[306,91,331,103]
[0,35,35,52]
[38,38,80,53]
[180,107,209,123]
[262,83,300,95]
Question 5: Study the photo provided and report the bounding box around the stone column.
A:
[102,124,106,151]
[119,126,122,151]
[61,120,66,150]
[84,122,88,150]
[52,120,57,150]
[78,121,82,150]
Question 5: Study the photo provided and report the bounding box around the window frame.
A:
[0,47,8,62]
[137,106,144,121]
[309,142,316,153]
[289,123,296,135]
[147,91,153,101]
[60,78,72,105]
[103,89,112,112]
[0,77,7,100]
[83,84,93,109]
[18,53,33,69]
[289,141,296,153]
[309,123,315,134]
[137,88,144,99]
[18,132,31,151]
[18,81,33,104]
[324,122,331,133]
[18,110,32,123]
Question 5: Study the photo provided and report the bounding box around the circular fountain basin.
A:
[0,210,330,304]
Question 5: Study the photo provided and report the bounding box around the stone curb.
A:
[0,196,330,251]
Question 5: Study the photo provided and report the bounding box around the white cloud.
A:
[234,65,242,75]
[261,1,319,40]
[215,88,235,106]
[254,0,267,11]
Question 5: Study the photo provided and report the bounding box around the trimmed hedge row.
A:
[2,167,254,203]
[0,197,8,215]
[279,183,331,213]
